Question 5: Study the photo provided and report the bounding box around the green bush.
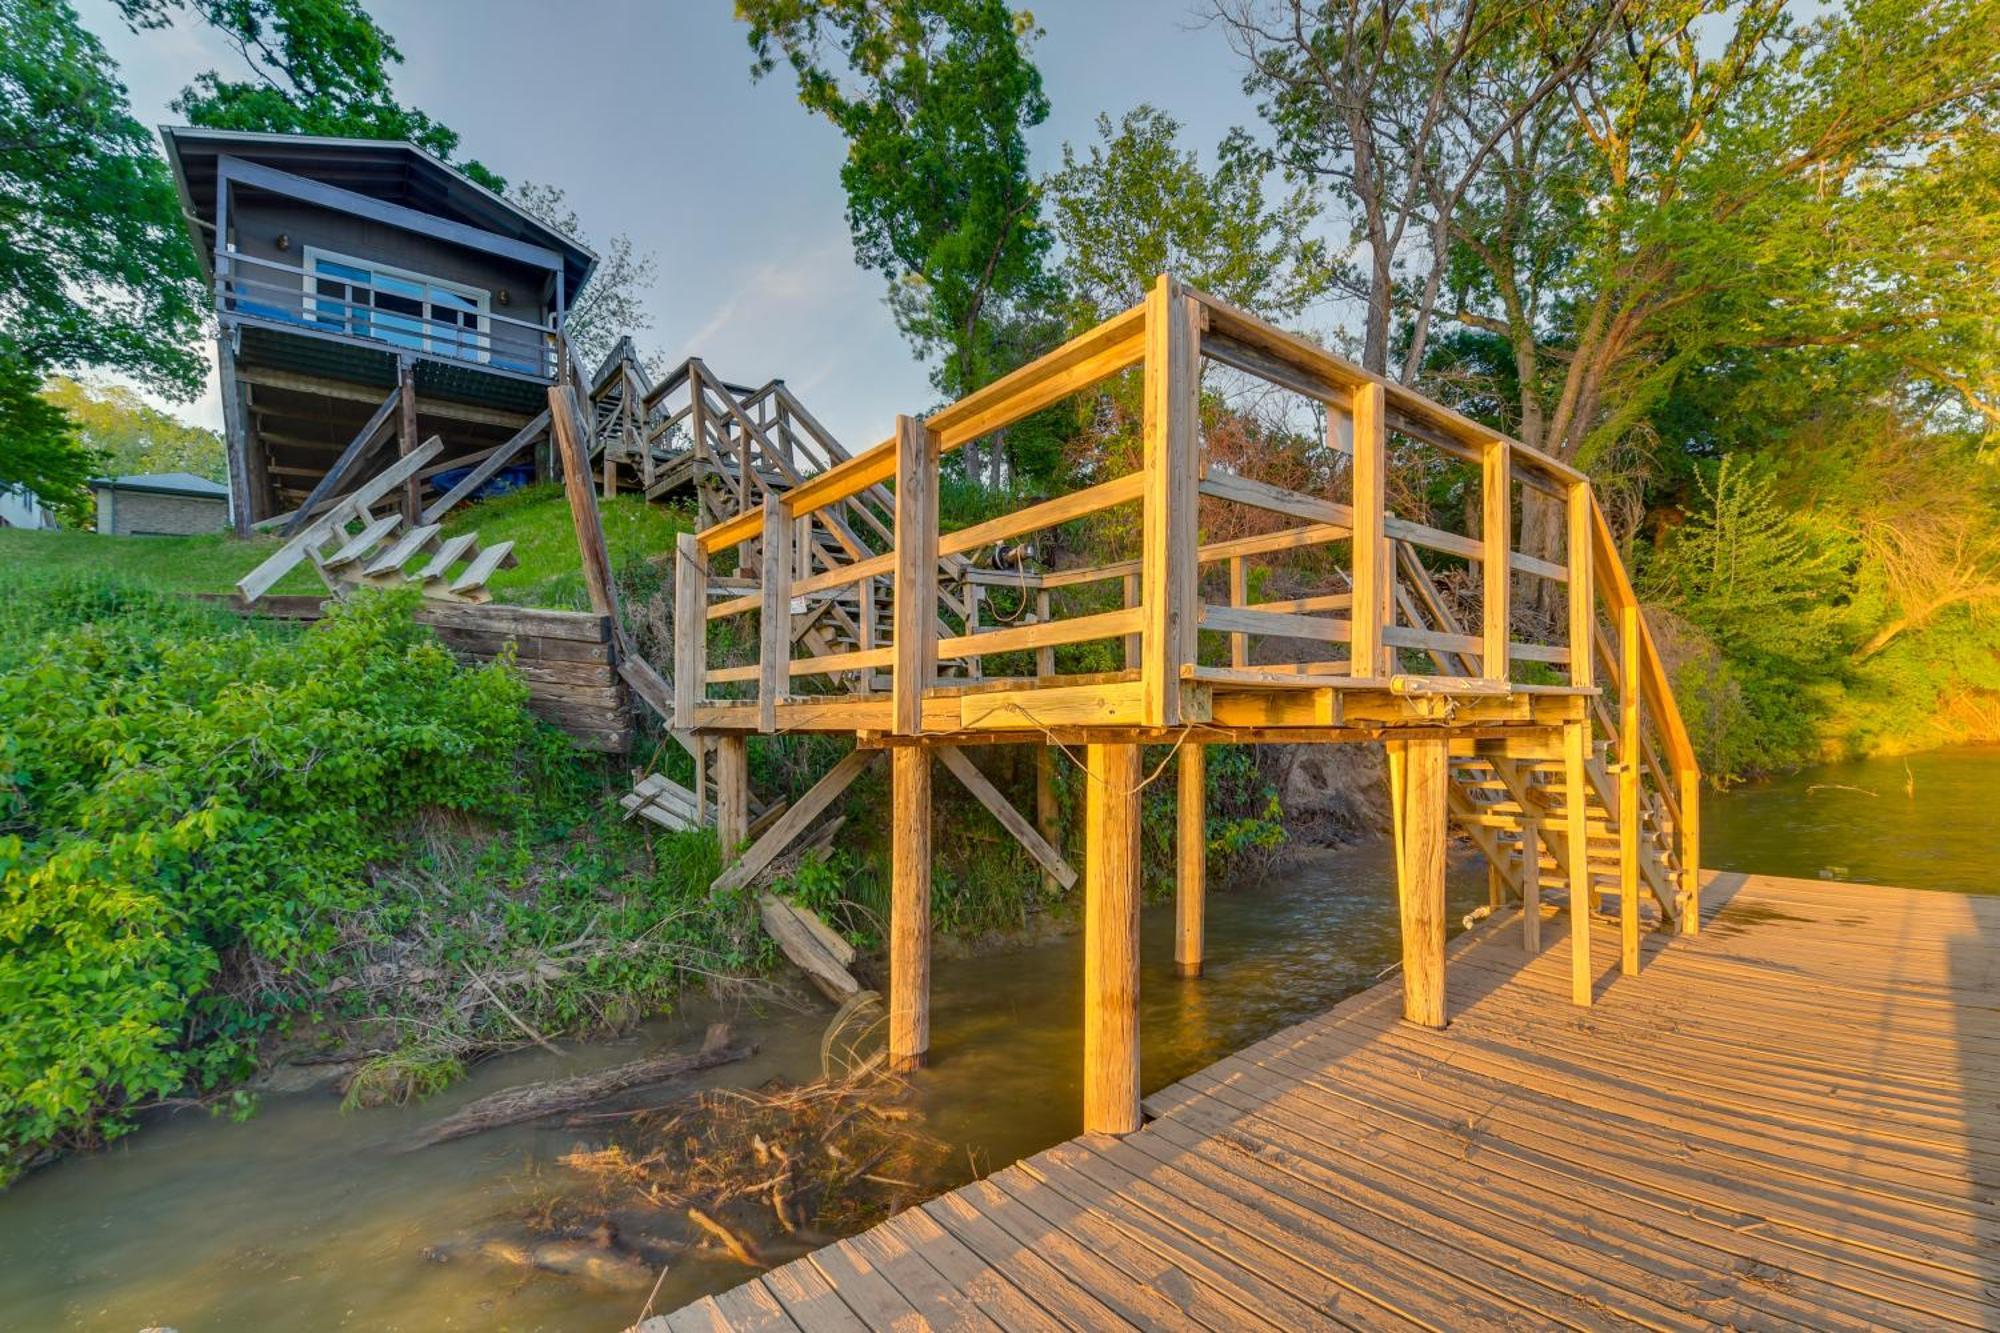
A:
[0,576,545,1182]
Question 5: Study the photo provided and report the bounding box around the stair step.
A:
[411,532,479,582]
[447,540,516,595]
[361,523,441,578]
[322,513,403,570]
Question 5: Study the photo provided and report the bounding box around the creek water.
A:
[3,745,1994,1330]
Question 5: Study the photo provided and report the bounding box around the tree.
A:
[0,0,206,518]
[1440,0,2000,569]
[738,0,1052,400]
[1215,0,1624,379]
[0,355,97,526]
[513,182,660,377]
[1046,106,1333,329]
[116,0,506,191]
[41,376,226,482]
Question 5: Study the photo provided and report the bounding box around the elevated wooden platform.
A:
[663,872,1999,1330]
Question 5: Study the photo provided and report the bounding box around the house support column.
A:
[1175,743,1205,979]
[1564,719,1596,1006]
[1084,742,1141,1134]
[396,356,421,523]
[217,333,252,537]
[889,745,931,1073]
[1388,737,1448,1028]
[715,735,749,866]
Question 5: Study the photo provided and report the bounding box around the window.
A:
[303,248,490,363]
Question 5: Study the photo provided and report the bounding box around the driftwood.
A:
[757,891,860,1003]
[404,1023,751,1150]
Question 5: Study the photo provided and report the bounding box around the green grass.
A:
[0,485,691,609]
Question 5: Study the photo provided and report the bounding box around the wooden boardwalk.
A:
[660,872,2000,1331]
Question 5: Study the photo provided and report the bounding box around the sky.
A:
[80,0,1314,451]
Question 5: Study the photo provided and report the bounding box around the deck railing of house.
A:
[216,251,559,378]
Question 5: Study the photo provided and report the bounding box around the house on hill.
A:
[162,127,597,535]
[91,472,231,535]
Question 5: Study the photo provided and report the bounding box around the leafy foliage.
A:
[513,182,659,375]
[0,581,546,1180]
[740,0,1052,397]
[117,0,507,191]
[0,354,98,527]
[41,375,226,484]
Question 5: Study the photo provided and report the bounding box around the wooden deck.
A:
[660,871,2000,1331]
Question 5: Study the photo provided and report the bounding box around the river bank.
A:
[6,744,1997,1330]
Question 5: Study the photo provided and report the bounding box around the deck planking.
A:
[657,872,2000,1330]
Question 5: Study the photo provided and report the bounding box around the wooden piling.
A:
[1618,603,1642,975]
[889,744,932,1072]
[1395,736,1448,1027]
[716,735,748,867]
[1521,814,1542,953]
[1084,742,1141,1134]
[1563,719,1594,1006]
[1175,743,1205,979]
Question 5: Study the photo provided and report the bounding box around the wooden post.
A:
[1140,276,1199,726]
[397,356,421,524]
[1036,744,1061,897]
[1350,381,1390,678]
[1122,573,1141,670]
[550,386,622,624]
[892,415,938,736]
[1482,440,1511,685]
[1566,483,1594,690]
[1035,589,1055,679]
[217,333,252,537]
[890,745,931,1072]
[716,735,749,866]
[758,501,791,734]
[673,532,705,723]
[1394,737,1448,1027]
[1563,719,1594,1006]
[1228,556,1249,668]
[1084,742,1141,1134]
[1618,603,1642,975]
[1680,768,1702,936]
[1175,743,1205,979]
[1521,814,1542,953]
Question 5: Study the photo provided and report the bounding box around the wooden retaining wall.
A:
[414,603,635,753]
[206,594,635,752]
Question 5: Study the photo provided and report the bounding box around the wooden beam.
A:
[1566,483,1594,690]
[421,408,549,523]
[890,745,931,1072]
[891,415,938,735]
[1482,439,1511,684]
[1395,736,1448,1027]
[551,386,622,627]
[1036,744,1061,896]
[1522,813,1542,953]
[1563,718,1594,1006]
[1681,767,1702,936]
[1083,742,1142,1135]
[1350,381,1390,677]
[396,357,421,523]
[936,746,1077,890]
[218,333,252,536]
[1619,603,1643,974]
[1140,277,1200,726]
[710,750,880,897]
[759,501,791,733]
[1176,743,1205,979]
[674,532,706,723]
[235,367,535,429]
[279,381,401,537]
[715,735,749,866]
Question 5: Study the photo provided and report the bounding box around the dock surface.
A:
[663,872,1999,1330]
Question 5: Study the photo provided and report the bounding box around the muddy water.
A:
[5,745,1994,1330]
[0,842,1484,1331]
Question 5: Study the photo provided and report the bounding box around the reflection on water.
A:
[8,744,1991,1330]
[1703,745,2000,896]
[0,841,1482,1331]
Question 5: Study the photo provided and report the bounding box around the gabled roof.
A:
[161,126,596,298]
[91,471,231,499]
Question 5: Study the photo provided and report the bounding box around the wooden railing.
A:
[673,275,1699,900]
[216,250,559,377]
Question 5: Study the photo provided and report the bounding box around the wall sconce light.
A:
[275,232,291,252]
[496,289,511,307]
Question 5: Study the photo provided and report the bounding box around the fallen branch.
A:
[403,1024,752,1150]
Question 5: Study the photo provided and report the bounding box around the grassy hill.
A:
[0,484,691,607]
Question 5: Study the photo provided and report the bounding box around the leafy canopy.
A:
[41,376,226,485]
[117,0,506,192]
[739,0,1052,395]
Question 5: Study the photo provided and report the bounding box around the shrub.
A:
[0,576,544,1182]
